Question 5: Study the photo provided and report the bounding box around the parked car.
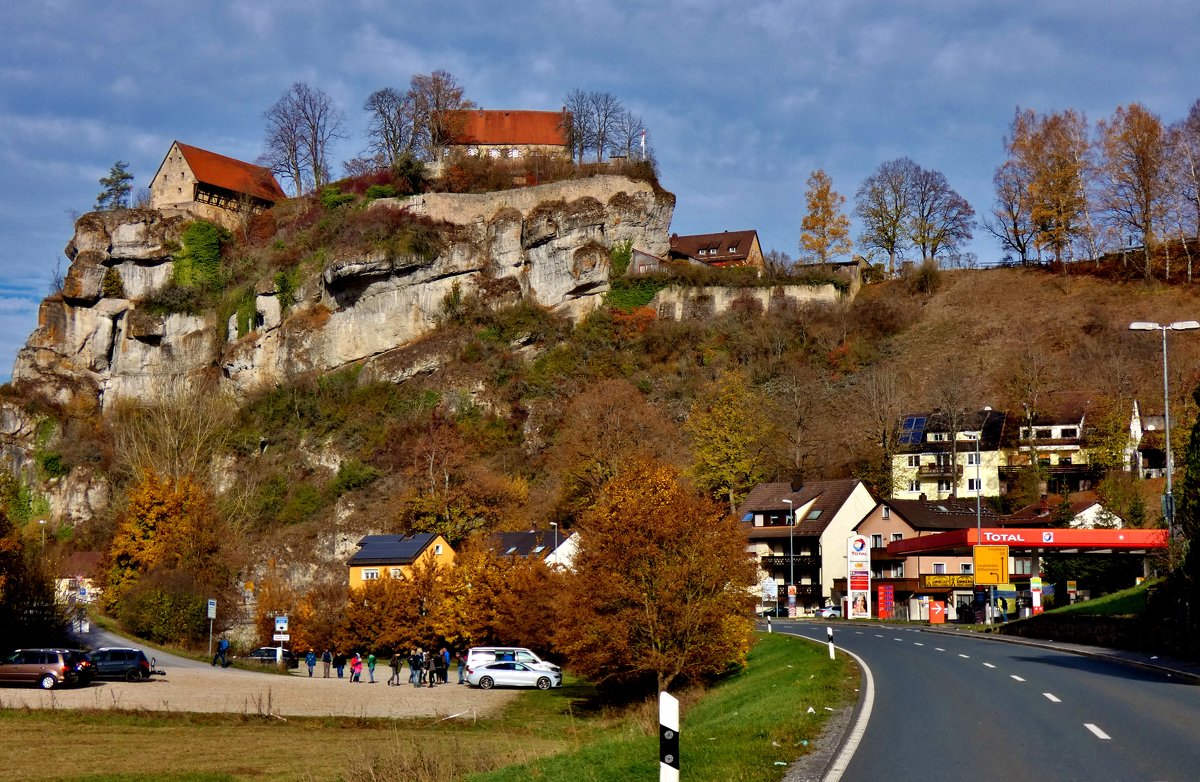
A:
[465,660,562,690]
[239,647,299,669]
[465,646,560,673]
[65,649,95,684]
[90,647,153,681]
[815,606,842,619]
[0,648,87,689]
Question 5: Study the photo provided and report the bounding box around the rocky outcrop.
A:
[12,176,675,409]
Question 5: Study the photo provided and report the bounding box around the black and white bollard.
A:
[766,615,772,633]
[827,626,835,660]
[660,691,679,781]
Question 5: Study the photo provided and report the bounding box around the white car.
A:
[465,646,560,673]
[815,606,842,619]
[465,660,562,690]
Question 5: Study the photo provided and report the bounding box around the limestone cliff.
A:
[12,175,675,410]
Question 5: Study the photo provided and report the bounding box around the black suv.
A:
[90,647,152,681]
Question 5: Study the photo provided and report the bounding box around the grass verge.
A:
[1045,578,1157,617]
[0,633,857,782]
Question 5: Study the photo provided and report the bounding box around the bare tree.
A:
[908,166,974,261]
[608,107,646,160]
[588,91,622,163]
[927,362,982,499]
[561,88,593,165]
[985,160,1034,264]
[855,157,919,276]
[1169,101,1200,281]
[407,70,474,161]
[262,82,345,195]
[363,87,417,168]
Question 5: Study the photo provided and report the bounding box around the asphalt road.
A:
[783,623,1200,782]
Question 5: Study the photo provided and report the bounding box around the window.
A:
[882,507,891,519]
[871,534,884,548]
[968,478,981,492]
[933,562,946,575]
[1038,456,1051,466]
[1061,428,1078,438]
[891,533,903,542]
[728,244,739,252]
[907,479,920,492]
[960,563,973,574]
[1036,428,1053,439]
[907,455,919,467]
[807,509,822,520]
[532,545,545,554]
[931,432,947,442]
[937,479,952,492]
[936,453,951,466]
[434,544,443,555]
[1013,557,1033,575]
[1059,456,1072,466]
[388,568,402,579]
[967,452,980,465]
[362,569,379,581]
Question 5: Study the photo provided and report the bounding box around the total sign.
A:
[847,535,871,619]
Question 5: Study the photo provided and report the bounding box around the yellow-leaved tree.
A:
[800,169,852,264]
[686,370,777,513]
[555,459,755,694]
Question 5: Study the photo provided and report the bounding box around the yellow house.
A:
[347,533,455,590]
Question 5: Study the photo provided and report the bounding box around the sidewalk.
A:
[921,623,1200,684]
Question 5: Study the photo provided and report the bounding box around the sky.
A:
[1,1,1198,381]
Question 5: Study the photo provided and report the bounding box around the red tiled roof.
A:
[445,110,568,147]
[175,142,286,203]
[739,478,862,536]
[669,230,758,266]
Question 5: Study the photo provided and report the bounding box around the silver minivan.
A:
[465,646,560,673]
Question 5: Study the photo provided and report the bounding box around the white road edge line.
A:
[1011,675,1025,682]
[1085,723,1111,740]
[1043,693,1061,702]
[818,641,874,782]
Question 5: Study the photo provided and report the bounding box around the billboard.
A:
[847,535,871,619]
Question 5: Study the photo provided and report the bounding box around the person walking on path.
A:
[334,651,346,679]
[424,651,437,688]
[387,653,400,686]
[351,653,363,683]
[439,648,450,683]
[305,649,317,677]
[408,648,421,687]
[212,637,230,667]
[455,651,465,684]
[321,649,332,678]
[367,652,377,683]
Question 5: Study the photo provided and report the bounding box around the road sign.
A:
[275,615,288,633]
[930,600,945,625]
[207,599,217,620]
[973,545,1009,586]
[273,633,290,642]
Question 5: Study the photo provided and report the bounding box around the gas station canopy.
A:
[886,527,1168,557]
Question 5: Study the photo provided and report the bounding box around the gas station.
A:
[885,527,1168,622]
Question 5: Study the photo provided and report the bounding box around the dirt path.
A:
[0,627,516,719]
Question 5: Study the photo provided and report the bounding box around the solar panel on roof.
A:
[898,415,927,445]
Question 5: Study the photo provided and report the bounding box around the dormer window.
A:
[728,244,738,252]
[1061,428,1077,438]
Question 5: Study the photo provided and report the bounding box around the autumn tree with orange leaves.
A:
[799,169,853,265]
[555,459,755,694]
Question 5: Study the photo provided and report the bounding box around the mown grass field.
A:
[0,632,857,782]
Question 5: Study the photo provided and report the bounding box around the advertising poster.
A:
[847,535,871,619]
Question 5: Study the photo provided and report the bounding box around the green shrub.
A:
[277,483,325,525]
[327,460,381,496]
[118,573,208,645]
[609,239,633,277]
[275,268,300,312]
[173,220,230,292]
[320,186,357,209]
[235,288,258,338]
[36,452,68,479]
[364,184,398,200]
[142,280,206,316]
[605,278,667,311]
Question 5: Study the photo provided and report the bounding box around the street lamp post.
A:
[783,498,794,616]
[550,522,558,568]
[1129,320,1200,546]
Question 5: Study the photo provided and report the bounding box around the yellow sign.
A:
[920,574,975,589]
[973,545,1009,586]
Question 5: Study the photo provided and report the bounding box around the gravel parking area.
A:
[1,627,516,719]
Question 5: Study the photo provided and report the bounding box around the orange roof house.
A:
[443,110,569,158]
[149,141,286,225]
[668,230,765,271]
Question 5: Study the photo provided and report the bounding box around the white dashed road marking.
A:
[913,642,924,647]
[1043,693,1061,703]
[958,654,970,659]
[1011,675,1025,682]
[1085,723,1111,740]
[935,648,945,652]
[983,663,996,668]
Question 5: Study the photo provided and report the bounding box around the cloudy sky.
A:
[1,1,1198,380]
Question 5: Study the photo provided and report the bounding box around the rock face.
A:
[12,176,675,409]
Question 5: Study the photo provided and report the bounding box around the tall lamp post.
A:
[550,522,558,568]
[783,498,794,616]
[1129,320,1200,545]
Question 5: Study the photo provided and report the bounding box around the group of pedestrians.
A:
[306,646,462,686]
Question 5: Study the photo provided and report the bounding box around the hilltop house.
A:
[999,393,1104,495]
[346,533,455,590]
[490,528,578,570]
[149,141,286,227]
[739,478,876,614]
[668,230,765,272]
[444,109,570,159]
[891,408,1008,501]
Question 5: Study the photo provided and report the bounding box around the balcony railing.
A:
[774,584,822,601]
[760,554,820,569]
[918,463,963,478]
